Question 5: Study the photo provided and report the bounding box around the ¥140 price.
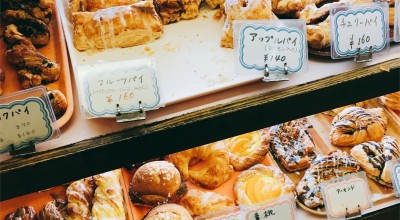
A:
[17,130,36,139]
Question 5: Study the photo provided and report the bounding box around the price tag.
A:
[77,59,163,118]
[388,159,400,197]
[330,2,389,59]
[395,0,400,42]
[195,206,242,220]
[0,86,59,154]
[233,20,307,80]
[321,172,372,219]
[245,195,297,220]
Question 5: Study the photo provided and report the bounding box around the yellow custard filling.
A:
[242,174,282,204]
[230,132,261,157]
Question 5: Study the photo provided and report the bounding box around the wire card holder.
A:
[354,47,373,63]
[116,101,146,122]
[345,205,362,220]
[9,142,36,157]
[263,63,290,82]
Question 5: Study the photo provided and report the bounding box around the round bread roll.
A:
[145,204,193,220]
[131,161,182,205]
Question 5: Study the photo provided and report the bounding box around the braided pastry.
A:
[380,92,400,111]
[351,136,400,186]
[296,151,359,209]
[66,177,95,220]
[330,107,387,147]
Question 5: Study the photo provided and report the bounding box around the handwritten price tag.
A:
[330,3,389,58]
[234,20,307,75]
[246,196,296,220]
[0,97,54,153]
[321,172,372,218]
[389,159,400,197]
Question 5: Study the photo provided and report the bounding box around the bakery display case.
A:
[1,0,400,219]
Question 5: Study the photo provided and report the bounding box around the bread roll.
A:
[145,204,193,220]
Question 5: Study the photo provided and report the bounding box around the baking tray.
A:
[0,1,74,128]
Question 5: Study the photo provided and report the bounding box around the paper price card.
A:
[330,2,389,59]
[245,195,297,220]
[77,59,163,118]
[388,159,400,197]
[233,20,307,75]
[0,87,59,154]
[321,172,372,220]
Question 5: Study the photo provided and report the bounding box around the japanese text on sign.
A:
[332,5,387,56]
[246,198,296,220]
[238,24,306,73]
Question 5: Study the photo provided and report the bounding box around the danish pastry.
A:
[380,92,400,111]
[179,189,235,216]
[350,136,400,186]
[269,120,317,172]
[66,177,95,220]
[72,2,163,51]
[38,201,63,220]
[234,164,295,205]
[144,204,193,220]
[154,0,202,24]
[68,0,140,15]
[5,206,36,220]
[227,129,270,171]
[330,107,387,147]
[296,151,359,209]
[168,141,234,189]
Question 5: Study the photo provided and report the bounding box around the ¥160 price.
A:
[349,34,370,49]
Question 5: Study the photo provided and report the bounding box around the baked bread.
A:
[144,204,193,220]
[72,1,163,51]
[234,164,295,205]
[38,201,63,220]
[168,141,234,189]
[350,136,400,186]
[130,161,184,206]
[380,92,400,111]
[296,151,359,209]
[154,0,202,24]
[66,177,95,220]
[269,120,317,172]
[221,0,277,48]
[179,189,235,216]
[227,129,270,171]
[92,170,125,220]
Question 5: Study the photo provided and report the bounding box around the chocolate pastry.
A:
[47,90,68,119]
[37,201,63,220]
[5,206,37,220]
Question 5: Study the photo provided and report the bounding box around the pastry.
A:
[227,129,269,171]
[221,0,278,48]
[350,136,400,186]
[233,164,295,205]
[330,107,387,147]
[37,201,63,220]
[0,68,5,95]
[154,0,202,24]
[2,0,53,25]
[296,150,359,209]
[47,90,68,119]
[68,0,140,15]
[130,161,185,206]
[179,189,235,216]
[144,204,193,220]
[5,206,37,220]
[268,120,317,172]
[380,92,400,111]
[205,0,225,9]
[72,2,163,51]
[324,101,366,116]
[66,177,95,220]
[168,140,234,189]
[92,170,125,220]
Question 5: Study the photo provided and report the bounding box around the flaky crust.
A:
[66,177,95,220]
[168,141,234,189]
[227,129,270,171]
[155,0,202,24]
[380,92,400,111]
[72,2,163,51]
[234,164,295,205]
[350,136,400,186]
[330,107,387,147]
[179,189,235,216]
[145,204,193,220]
[68,0,140,14]
[268,120,316,172]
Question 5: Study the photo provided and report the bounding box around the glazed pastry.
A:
[380,92,400,111]
[179,189,235,216]
[144,204,193,220]
[324,101,366,117]
[72,2,163,51]
[221,0,277,48]
[269,120,317,172]
[168,140,234,189]
[68,0,140,15]
[0,68,5,95]
[227,129,269,171]
[47,90,68,119]
[66,177,95,220]
[330,107,387,147]
[5,206,36,220]
[37,201,63,220]
[92,170,125,220]
[154,0,202,24]
[234,164,295,205]
[296,151,359,209]
[351,136,400,186]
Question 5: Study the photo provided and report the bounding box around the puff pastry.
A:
[155,0,202,24]
[72,1,163,51]
[350,136,400,186]
[66,177,95,220]
[330,107,387,147]
[296,151,359,209]
[92,170,126,220]
[234,164,295,205]
[380,92,400,111]
[221,0,277,48]
[269,120,317,172]
[227,129,270,171]
[68,0,141,16]
[179,189,235,216]
[168,141,234,189]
